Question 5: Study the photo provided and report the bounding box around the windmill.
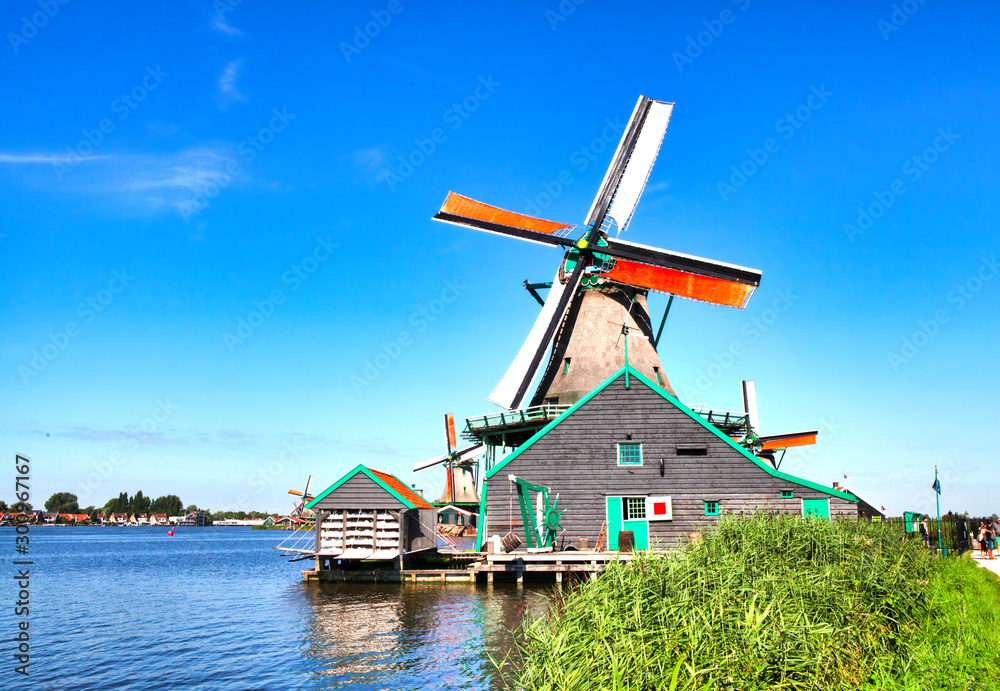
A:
[412,414,483,509]
[739,380,818,469]
[434,96,763,410]
[287,475,314,518]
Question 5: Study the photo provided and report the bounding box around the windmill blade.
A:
[434,192,578,248]
[742,380,760,433]
[302,475,312,499]
[759,431,818,451]
[488,261,586,409]
[413,443,484,473]
[586,97,674,235]
[596,239,761,309]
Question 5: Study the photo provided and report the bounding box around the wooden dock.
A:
[302,550,632,584]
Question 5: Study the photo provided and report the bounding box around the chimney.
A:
[833,482,841,489]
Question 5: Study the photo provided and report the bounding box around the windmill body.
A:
[433,96,761,412]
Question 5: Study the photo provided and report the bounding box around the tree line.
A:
[2,491,273,523]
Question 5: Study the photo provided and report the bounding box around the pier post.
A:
[517,572,524,587]
[556,571,562,585]
[487,571,494,584]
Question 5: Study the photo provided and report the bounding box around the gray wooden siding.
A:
[485,376,856,549]
[313,473,407,511]
[405,508,437,553]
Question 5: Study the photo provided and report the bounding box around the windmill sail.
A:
[488,266,571,409]
[413,443,484,472]
[586,97,673,235]
[434,192,576,248]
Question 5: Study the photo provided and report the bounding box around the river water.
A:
[4,527,551,690]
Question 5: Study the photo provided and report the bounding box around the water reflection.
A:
[300,583,551,690]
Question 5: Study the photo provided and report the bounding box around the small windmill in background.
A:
[414,414,483,511]
[739,380,818,470]
[287,475,314,518]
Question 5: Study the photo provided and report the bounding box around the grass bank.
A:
[508,514,1000,690]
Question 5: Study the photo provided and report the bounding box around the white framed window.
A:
[624,497,646,521]
[618,442,642,466]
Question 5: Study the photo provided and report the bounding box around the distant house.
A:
[176,512,206,527]
[44,512,58,524]
[150,514,169,526]
[112,513,129,525]
[96,512,107,524]
[65,513,90,524]
[213,518,265,526]
[835,483,886,520]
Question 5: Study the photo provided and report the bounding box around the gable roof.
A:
[485,365,857,503]
[305,464,434,510]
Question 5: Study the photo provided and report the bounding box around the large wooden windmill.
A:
[434,96,763,410]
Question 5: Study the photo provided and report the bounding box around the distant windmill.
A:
[433,96,762,409]
[413,414,483,508]
[740,380,818,469]
[287,475,314,518]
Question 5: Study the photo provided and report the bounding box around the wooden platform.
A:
[302,550,634,584]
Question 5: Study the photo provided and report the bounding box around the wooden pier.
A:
[302,550,632,585]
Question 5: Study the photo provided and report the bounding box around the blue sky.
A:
[2,1,997,516]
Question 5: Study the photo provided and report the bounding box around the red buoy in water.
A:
[167,530,174,536]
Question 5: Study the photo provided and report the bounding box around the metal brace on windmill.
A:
[433,96,764,411]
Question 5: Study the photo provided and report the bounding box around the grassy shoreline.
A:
[506,514,1000,690]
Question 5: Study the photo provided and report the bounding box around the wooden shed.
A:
[479,366,858,551]
[305,465,437,569]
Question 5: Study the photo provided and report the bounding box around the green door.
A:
[803,498,830,520]
[606,497,622,550]
[624,518,649,549]
[606,497,650,550]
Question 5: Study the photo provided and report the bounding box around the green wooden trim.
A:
[305,464,418,510]
[475,480,488,551]
[485,366,858,503]
[704,500,720,516]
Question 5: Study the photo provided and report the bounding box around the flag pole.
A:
[935,465,942,554]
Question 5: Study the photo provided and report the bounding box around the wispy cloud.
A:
[349,146,387,183]
[213,16,242,36]
[219,61,245,104]
[0,152,112,164]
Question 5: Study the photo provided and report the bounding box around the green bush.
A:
[510,513,1000,690]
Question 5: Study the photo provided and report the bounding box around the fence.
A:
[882,516,982,554]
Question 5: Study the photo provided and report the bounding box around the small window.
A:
[563,357,571,374]
[653,366,663,384]
[618,442,642,465]
[624,497,646,520]
[704,501,720,516]
[676,447,708,456]
[780,490,794,499]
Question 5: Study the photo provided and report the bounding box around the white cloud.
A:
[213,17,242,35]
[219,61,245,104]
[0,152,112,164]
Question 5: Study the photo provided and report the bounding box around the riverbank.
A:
[508,514,1000,690]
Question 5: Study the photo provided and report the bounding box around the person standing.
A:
[978,521,989,559]
[990,518,999,559]
[920,517,931,550]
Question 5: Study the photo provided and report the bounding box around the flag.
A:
[881,505,886,512]
[931,476,941,494]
